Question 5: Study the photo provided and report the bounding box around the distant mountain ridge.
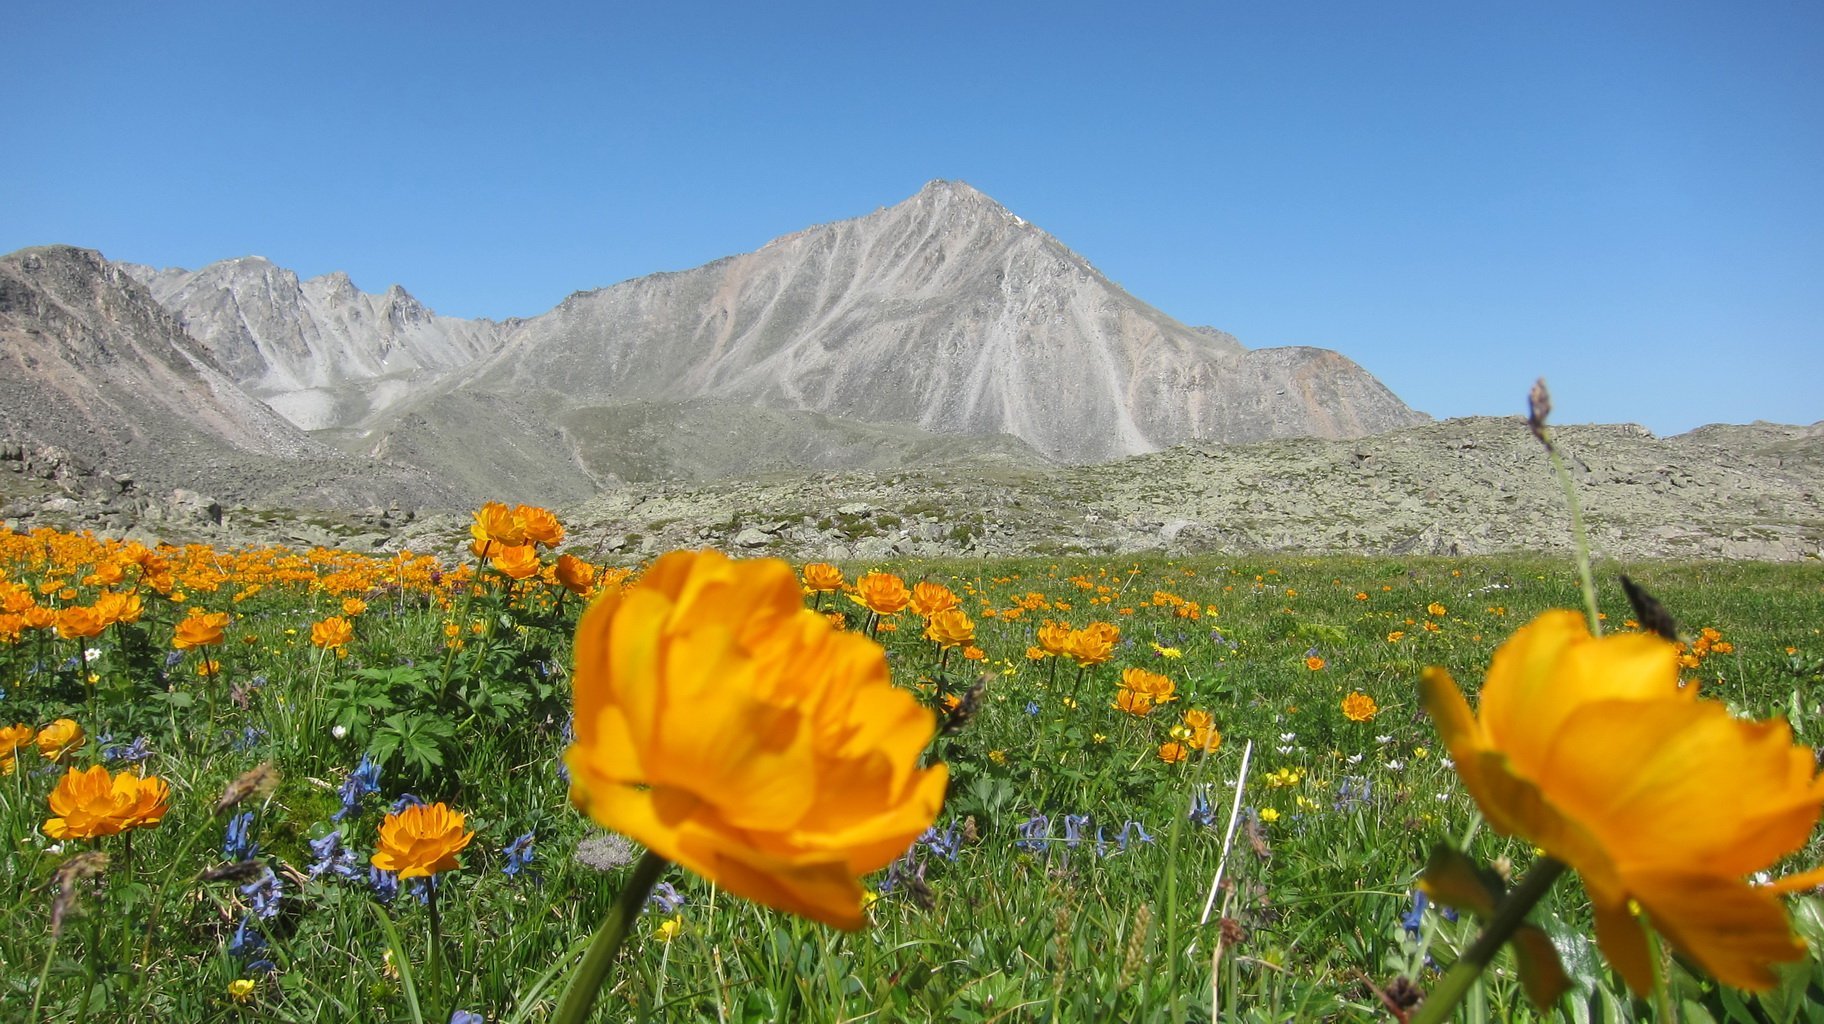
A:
[6,180,1430,508]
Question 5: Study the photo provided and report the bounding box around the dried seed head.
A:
[1218,915,1247,949]
[1527,378,1554,447]
[1620,575,1678,641]
[960,815,980,846]
[940,674,991,735]
[51,851,110,937]
[200,859,269,884]
[1120,903,1154,988]
[215,762,280,813]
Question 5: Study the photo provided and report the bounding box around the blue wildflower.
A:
[1024,701,1040,716]
[648,881,685,914]
[1116,821,1155,851]
[918,823,961,862]
[332,755,382,822]
[502,830,537,878]
[1334,776,1372,813]
[390,793,425,814]
[1014,813,1050,853]
[163,650,184,670]
[307,830,361,880]
[1188,785,1216,828]
[228,915,276,974]
[100,735,152,764]
[450,1012,485,1024]
[223,811,259,861]
[1062,814,1091,849]
[1402,890,1429,937]
[240,867,283,920]
[368,866,399,904]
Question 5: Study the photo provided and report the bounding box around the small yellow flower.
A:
[1258,808,1280,824]
[227,978,255,1002]
[656,914,684,943]
[1427,602,1447,616]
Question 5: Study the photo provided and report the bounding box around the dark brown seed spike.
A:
[1620,575,1678,641]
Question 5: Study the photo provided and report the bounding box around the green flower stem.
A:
[1411,856,1568,1024]
[427,878,444,1021]
[552,849,670,1024]
[1541,430,1602,636]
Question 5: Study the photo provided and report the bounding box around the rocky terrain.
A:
[7,416,1819,564]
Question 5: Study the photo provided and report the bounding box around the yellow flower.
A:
[1422,610,1824,993]
[515,504,565,548]
[801,562,846,593]
[370,802,474,879]
[490,543,542,580]
[656,914,684,943]
[923,608,976,649]
[470,500,527,550]
[1427,602,1447,616]
[850,571,912,616]
[565,550,946,930]
[227,978,255,1002]
[310,616,354,650]
[1341,691,1379,722]
[172,609,230,650]
[44,765,169,839]
[36,718,83,762]
[1150,643,1183,659]
[1258,808,1280,823]
[556,554,599,596]
[908,581,961,618]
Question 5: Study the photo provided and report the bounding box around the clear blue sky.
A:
[5,1,1820,435]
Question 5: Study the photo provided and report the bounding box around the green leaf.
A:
[1421,843,1503,918]
[1509,923,1570,1009]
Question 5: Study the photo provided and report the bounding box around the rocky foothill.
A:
[6,416,1819,565]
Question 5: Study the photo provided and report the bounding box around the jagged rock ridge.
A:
[121,257,503,430]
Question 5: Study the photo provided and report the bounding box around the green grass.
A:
[4,534,1824,1022]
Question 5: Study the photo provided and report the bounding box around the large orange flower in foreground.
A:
[45,765,170,839]
[1422,610,1824,993]
[372,802,474,879]
[566,550,947,930]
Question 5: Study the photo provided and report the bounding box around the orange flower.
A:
[923,608,975,649]
[515,504,565,548]
[341,597,368,616]
[470,501,527,551]
[850,571,911,616]
[1114,689,1158,717]
[490,543,542,580]
[55,606,108,639]
[44,765,169,839]
[961,645,986,661]
[908,581,961,618]
[172,609,230,650]
[1423,610,1824,993]
[566,550,946,930]
[1305,655,1326,671]
[1036,620,1073,656]
[1341,692,1379,722]
[371,802,474,879]
[1158,741,1188,764]
[1063,624,1118,668]
[801,563,845,593]
[311,616,354,650]
[2,723,35,776]
[555,554,598,596]
[36,718,83,762]
[92,589,142,626]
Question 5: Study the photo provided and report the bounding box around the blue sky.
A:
[5,1,1819,435]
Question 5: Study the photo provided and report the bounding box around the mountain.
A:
[350,180,1426,500]
[121,257,502,430]
[0,246,461,510]
[8,181,1430,510]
